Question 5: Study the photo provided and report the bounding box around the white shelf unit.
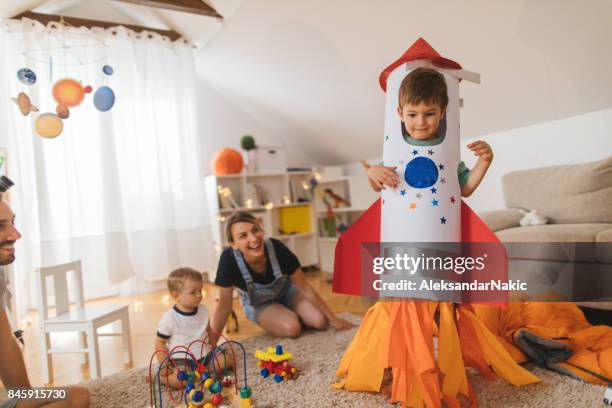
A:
[205,171,318,279]
[314,174,378,273]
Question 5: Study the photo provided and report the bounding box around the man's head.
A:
[167,267,203,308]
[0,198,21,265]
[397,67,448,140]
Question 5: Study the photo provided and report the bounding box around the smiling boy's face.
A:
[397,101,446,140]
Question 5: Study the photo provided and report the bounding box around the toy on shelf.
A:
[336,222,348,235]
[148,333,252,408]
[217,185,239,209]
[254,345,298,382]
[211,148,244,176]
[240,135,257,174]
[323,188,350,208]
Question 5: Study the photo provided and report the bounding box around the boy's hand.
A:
[467,141,493,163]
[368,176,382,192]
[368,165,399,190]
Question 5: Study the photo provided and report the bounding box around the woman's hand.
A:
[330,316,354,330]
[367,165,399,190]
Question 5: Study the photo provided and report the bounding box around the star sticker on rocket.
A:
[438,163,445,170]
[430,187,437,194]
[415,192,422,199]
[450,196,456,204]
[440,216,447,224]
[400,190,406,196]
[427,149,434,155]
[409,203,417,210]
[440,178,446,184]
[431,199,439,207]
[412,149,419,156]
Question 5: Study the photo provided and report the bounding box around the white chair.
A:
[36,260,133,382]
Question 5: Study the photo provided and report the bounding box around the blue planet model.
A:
[17,68,36,85]
[102,65,114,75]
[93,86,115,111]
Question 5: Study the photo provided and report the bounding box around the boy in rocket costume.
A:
[332,38,541,407]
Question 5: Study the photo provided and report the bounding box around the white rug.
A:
[83,313,608,407]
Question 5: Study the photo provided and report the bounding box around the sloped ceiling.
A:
[0,0,244,47]
[3,1,612,165]
[196,0,612,164]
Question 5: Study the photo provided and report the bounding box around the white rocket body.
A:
[381,62,461,244]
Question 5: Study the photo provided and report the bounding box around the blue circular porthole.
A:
[405,157,439,188]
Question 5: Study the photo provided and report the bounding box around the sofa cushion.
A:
[496,223,612,243]
[479,209,523,232]
[502,157,612,224]
[596,228,612,242]
[496,224,612,263]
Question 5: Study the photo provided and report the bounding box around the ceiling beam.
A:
[12,11,183,41]
[111,0,222,19]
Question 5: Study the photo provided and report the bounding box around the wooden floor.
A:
[15,271,369,387]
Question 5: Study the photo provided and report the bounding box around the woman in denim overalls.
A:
[210,212,352,340]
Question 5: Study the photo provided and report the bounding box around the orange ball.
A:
[211,148,244,175]
[52,78,85,107]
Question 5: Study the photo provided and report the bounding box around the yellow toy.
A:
[254,345,298,382]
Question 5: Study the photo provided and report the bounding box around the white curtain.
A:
[0,19,214,316]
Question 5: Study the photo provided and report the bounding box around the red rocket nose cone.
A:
[379,37,462,92]
[404,37,442,60]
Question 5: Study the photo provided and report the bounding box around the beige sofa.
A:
[479,157,612,309]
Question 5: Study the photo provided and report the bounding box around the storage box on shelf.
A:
[205,171,318,280]
[313,174,378,274]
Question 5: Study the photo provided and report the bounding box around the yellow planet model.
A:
[35,113,64,138]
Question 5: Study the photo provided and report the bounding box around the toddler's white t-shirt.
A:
[156,305,209,353]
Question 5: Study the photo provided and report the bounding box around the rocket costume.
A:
[332,38,541,407]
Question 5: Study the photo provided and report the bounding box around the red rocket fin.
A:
[332,199,381,296]
[460,200,499,243]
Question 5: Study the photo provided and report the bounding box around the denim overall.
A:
[233,239,297,322]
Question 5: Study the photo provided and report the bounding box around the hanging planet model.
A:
[12,92,39,116]
[93,86,115,111]
[17,68,37,85]
[52,78,85,107]
[35,113,64,138]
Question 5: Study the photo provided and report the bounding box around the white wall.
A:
[343,109,612,213]
[194,75,320,176]
[194,0,612,164]
[462,109,612,212]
